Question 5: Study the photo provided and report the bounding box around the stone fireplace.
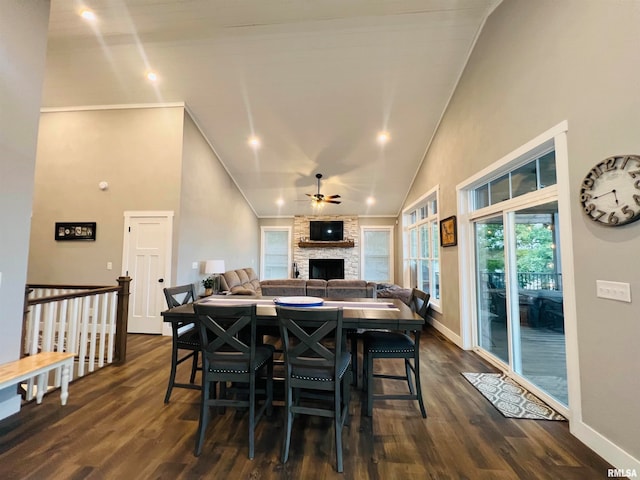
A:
[309,258,344,280]
[293,215,360,280]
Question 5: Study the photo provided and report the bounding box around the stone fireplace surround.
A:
[293,215,360,280]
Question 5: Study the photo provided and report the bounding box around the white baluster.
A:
[78,297,91,377]
[98,293,108,368]
[106,292,117,364]
[88,295,98,373]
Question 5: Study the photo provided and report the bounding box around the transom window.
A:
[473,150,556,210]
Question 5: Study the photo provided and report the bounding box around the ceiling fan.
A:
[306,173,341,205]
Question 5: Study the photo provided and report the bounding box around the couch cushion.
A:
[326,279,376,299]
[260,279,307,296]
[306,279,327,298]
[220,268,261,295]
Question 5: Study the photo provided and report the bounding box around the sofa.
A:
[218,267,376,298]
[219,267,262,295]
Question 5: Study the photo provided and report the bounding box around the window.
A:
[260,227,291,279]
[361,226,394,282]
[403,188,440,308]
[473,150,556,210]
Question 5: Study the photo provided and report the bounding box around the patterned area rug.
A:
[461,372,566,421]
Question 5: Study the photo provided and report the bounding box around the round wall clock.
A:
[579,154,640,226]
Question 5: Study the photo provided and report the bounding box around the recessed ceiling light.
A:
[146,71,158,82]
[377,131,390,144]
[276,198,284,207]
[80,9,96,21]
[366,196,376,205]
[248,136,261,148]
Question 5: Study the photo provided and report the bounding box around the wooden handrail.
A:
[26,286,120,306]
[23,277,131,364]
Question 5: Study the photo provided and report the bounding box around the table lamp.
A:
[204,259,226,293]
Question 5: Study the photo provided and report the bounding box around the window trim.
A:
[402,185,441,312]
[360,225,394,283]
[260,226,292,279]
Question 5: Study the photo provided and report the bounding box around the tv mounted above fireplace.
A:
[309,220,343,241]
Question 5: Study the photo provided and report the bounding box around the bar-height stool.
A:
[163,284,200,403]
[276,306,351,473]
[362,288,429,418]
[193,303,274,459]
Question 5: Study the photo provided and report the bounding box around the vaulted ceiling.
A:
[43,0,500,217]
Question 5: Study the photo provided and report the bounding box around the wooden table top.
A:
[161,296,423,331]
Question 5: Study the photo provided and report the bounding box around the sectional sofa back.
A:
[219,268,261,295]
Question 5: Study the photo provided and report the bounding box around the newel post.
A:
[114,276,131,365]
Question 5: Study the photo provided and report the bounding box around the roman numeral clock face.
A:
[580,155,640,226]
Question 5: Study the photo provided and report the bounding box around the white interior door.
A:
[122,212,173,334]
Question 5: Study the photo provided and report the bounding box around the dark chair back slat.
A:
[162,284,200,403]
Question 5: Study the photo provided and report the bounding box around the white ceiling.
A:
[43,0,500,218]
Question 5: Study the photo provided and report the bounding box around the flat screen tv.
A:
[309,221,343,241]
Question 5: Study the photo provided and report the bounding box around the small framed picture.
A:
[440,215,457,247]
[55,222,97,241]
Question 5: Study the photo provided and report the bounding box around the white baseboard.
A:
[0,394,21,421]
[426,316,463,348]
[571,420,640,475]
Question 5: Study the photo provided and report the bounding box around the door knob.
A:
[158,278,164,283]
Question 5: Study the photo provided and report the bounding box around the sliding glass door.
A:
[474,201,567,405]
[475,215,508,363]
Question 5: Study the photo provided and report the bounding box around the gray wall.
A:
[404,0,639,464]
[29,107,260,294]
[177,113,260,293]
[29,107,184,284]
[0,0,50,417]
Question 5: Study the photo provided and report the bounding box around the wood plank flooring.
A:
[0,327,614,479]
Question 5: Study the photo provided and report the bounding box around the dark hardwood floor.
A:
[0,327,613,479]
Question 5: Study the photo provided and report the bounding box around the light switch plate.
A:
[596,280,631,302]
[192,262,198,269]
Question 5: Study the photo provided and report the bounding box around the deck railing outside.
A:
[481,272,563,291]
[21,277,130,402]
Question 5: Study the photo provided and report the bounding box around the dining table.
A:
[161,296,424,331]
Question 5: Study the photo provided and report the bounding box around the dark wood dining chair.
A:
[362,288,429,418]
[276,306,351,473]
[192,303,274,459]
[163,284,200,403]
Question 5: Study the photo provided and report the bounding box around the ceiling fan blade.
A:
[325,200,342,204]
[325,194,341,199]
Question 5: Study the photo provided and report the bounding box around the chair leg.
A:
[334,382,343,473]
[194,378,211,456]
[164,342,179,404]
[189,349,198,384]
[248,377,256,459]
[266,360,274,416]
[281,382,293,464]
[366,352,374,417]
[350,333,358,387]
[405,358,416,394]
[343,370,351,426]
[413,343,427,419]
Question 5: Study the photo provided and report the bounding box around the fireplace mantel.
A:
[298,240,355,248]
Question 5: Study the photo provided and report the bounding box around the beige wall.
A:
[29,107,184,285]
[404,0,639,464]
[177,113,259,293]
[0,0,50,416]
